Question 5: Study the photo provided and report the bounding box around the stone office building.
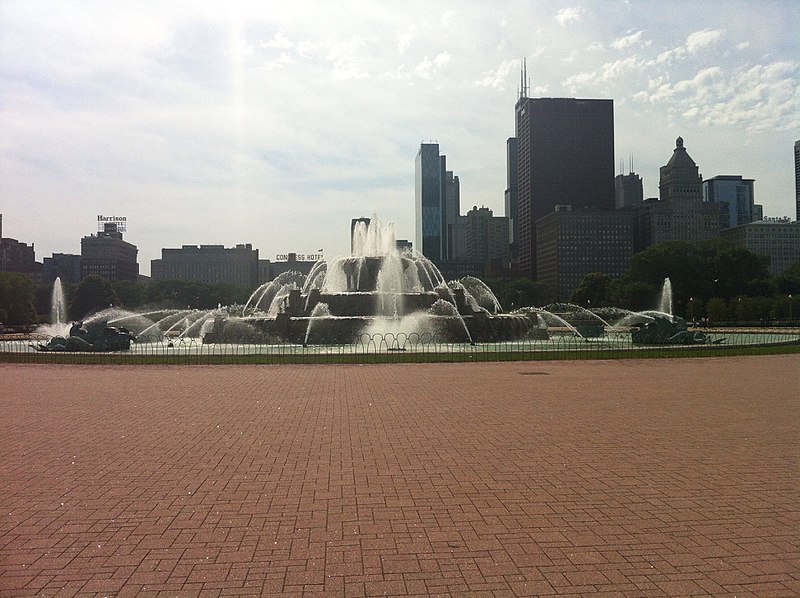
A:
[80,223,139,282]
[721,219,800,276]
[151,243,259,287]
[636,137,721,250]
[43,253,82,285]
[536,206,635,300]
[465,206,510,269]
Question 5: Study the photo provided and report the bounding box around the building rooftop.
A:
[664,136,699,169]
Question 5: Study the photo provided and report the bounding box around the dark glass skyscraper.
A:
[415,143,444,261]
[415,143,461,262]
[504,137,518,261]
[794,139,799,221]
[514,97,615,278]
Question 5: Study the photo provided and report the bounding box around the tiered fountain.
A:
[205,217,548,344]
[31,234,724,351]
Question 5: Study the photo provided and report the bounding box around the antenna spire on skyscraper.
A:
[519,57,529,100]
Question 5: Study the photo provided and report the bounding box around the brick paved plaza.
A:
[1,355,798,597]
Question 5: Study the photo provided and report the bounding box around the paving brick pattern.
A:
[1,355,798,597]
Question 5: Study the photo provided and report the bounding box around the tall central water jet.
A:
[204,214,548,344]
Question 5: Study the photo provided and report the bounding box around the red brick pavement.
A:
[1,355,798,597]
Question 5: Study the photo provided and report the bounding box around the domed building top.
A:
[659,135,702,201]
[665,135,698,170]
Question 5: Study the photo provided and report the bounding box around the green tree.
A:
[485,278,548,309]
[145,279,251,310]
[618,238,773,311]
[705,297,728,324]
[204,282,250,308]
[606,280,659,312]
[0,272,37,326]
[112,280,147,309]
[703,240,771,299]
[776,260,800,295]
[147,279,204,308]
[70,275,120,320]
[34,284,53,321]
[571,272,611,307]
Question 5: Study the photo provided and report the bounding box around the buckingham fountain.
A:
[28,219,752,353]
[206,217,548,345]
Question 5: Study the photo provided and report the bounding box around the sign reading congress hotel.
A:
[275,252,323,262]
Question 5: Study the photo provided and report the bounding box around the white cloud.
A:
[397,28,414,54]
[440,10,456,29]
[736,41,750,50]
[434,52,451,68]
[294,40,315,59]
[633,61,799,132]
[261,30,294,50]
[611,30,648,50]
[411,53,451,79]
[651,28,724,66]
[686,28,724,53]
[563,56,641,89]
[326,35,369,80]
[475,59,518,90]
[562,50,579,64]
[263,52,294,71]
[555,7,584,26]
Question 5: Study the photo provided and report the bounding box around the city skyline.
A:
[1,1,798,276]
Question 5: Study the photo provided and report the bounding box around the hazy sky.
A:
[2,1,798,276]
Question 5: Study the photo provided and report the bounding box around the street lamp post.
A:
[689,297,694,325]
[790,294,793,321]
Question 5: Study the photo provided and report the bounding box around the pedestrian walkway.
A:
[1,356,798,596]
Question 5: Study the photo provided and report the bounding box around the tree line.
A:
[485,238,798,322]
[0,275,252,328]
[1,238,798,328]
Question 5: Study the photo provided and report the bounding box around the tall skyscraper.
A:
[794,139,799,221]
[514,87,615,278]
[504,137,519,261]
[703,175,756,229]
[414,143,462,263]
[415,143,443,261]
[614,173,644,209]
[442,169,462,261]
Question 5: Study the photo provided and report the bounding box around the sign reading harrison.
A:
[97,215,127,232]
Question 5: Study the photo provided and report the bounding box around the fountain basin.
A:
[205,311,548,345]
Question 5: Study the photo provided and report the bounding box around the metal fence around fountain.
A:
[3,326,799,365]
